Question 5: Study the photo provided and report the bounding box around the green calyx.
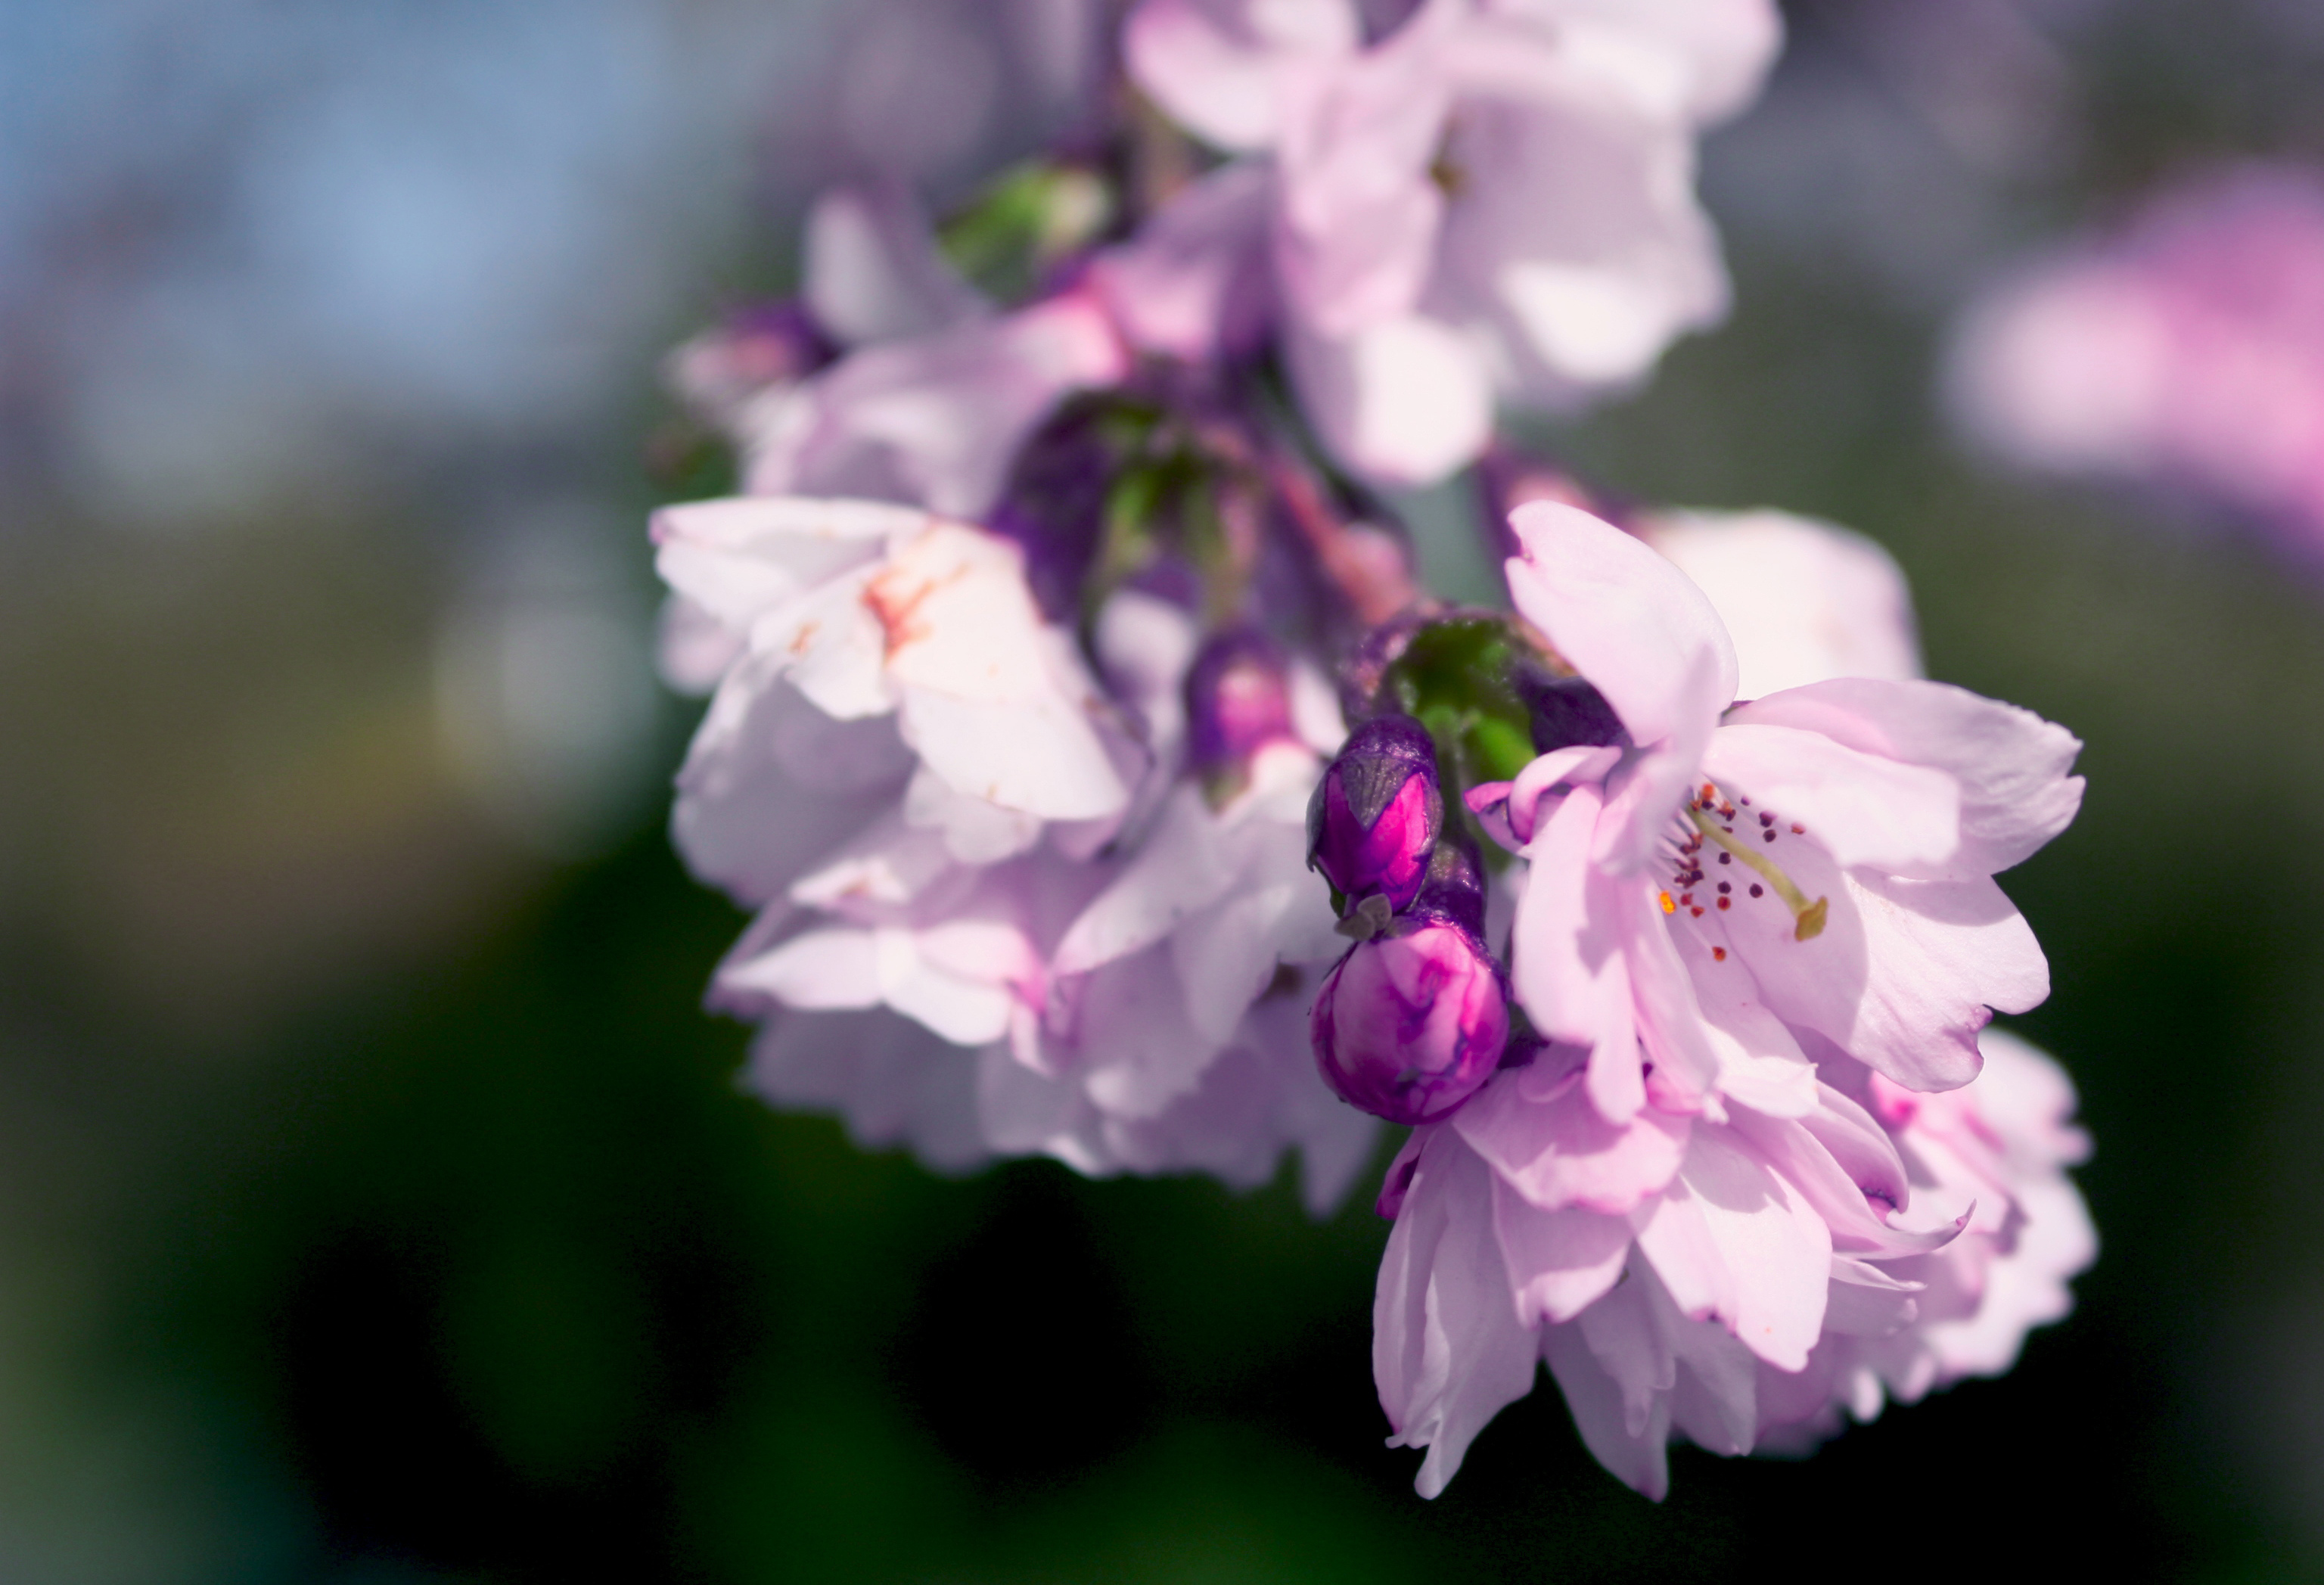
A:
[1373,614,1555,864]
[1084,415,1266,631]
[938,162,1115,303]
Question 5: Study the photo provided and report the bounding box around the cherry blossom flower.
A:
[740,287,1130,519]
[1124,0,1783,483]
[651,494,1135,908]
[1947,163,2324,561]
[1476,501,2081,1103]
[657,184,995,694]
[1361,499,2087,1495]
[640,0,2099,1500]
[664,185,984,448]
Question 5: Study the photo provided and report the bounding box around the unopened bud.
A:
[1306,716,1442,912]
[1312,921,1508,1125]
[1408,830,1489,938]
[663,300,834,423]
[1185,631,1297,779]
[1516,671,1629,754]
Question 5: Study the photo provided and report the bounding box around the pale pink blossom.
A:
[748,988,1378,1211]
[1366,500,2086,1494]
[652,495,1136,906]
[657,184,996,695]
[1635,507,1923,699]
[1086,162,1278,364]
[1125,0,1782,483]
[1947,163,2324,558]
[740,287,1131,519]
[1374,1024,2092,1497]
[665,185,983,445]
[1748,1030,2099,1453]
[1476,502,2080,1102]
[669,179,1129,524]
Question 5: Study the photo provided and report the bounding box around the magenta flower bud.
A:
[1306,716,1443,912]
[1406,829,1489,939]
[1185,631,1297,776]
[1311,921,1509,1125]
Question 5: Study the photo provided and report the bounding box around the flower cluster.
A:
[1367,502,2089,1494]
[650,0,2094,1501]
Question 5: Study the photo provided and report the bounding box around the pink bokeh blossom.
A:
[1948,163,2324,559]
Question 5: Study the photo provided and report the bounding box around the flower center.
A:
[1664,784,1829,942]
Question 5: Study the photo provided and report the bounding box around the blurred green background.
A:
[3,0,2322,1578]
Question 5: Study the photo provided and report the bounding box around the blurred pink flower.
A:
[665,185,985,444]
[1125,0,1782,484]
[651,495,1136,906]
[1947,163,2324,557]
[740,287,1130,519]
[1635,507,1923,699]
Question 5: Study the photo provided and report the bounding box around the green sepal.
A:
[938,162,1114,303]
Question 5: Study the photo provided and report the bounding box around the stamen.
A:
[1688,806,1829,940]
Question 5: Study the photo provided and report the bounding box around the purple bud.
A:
[1517,671,1629,754]
[1406,830,1489,939]
[725,300,836,379]
[1306,716,1442,911]
[1311,922,1509,1125]
[986,393,1120,622]
[1185,631,1297,776]
[666,300,835,423]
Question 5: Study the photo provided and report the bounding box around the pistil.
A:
[1686,806,1829,940]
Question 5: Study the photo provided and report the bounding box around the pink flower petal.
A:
[1373,1130,1541,1497]
[803,183,990,349]
[1641,508,1922,696]
[1545,1279,1673,1499]
[1493,1178,1633,1326]
[1727,678,2084,881]
[1285,312,1494,486]
[1452,1067,1690,1214]
[651,496,915,633]
[1088,162,1275,361]
[1631,1124,1832,1371]
[1505,500,1738,747]
[1700,722,1963,873]
[1124,0,1359,151]
[1689,832,2047,1093]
